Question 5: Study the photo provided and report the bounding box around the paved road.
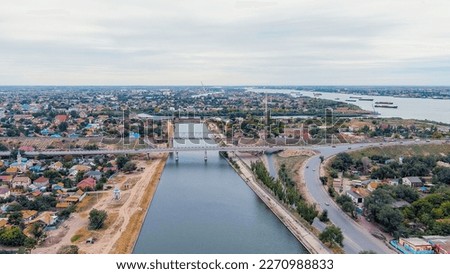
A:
[304,140,444,253]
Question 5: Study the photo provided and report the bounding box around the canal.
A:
[133,124,307,254]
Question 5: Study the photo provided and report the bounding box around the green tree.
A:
[319,209,329,222]
[88,209,108,230]
[122,161,137,172]
[8,212,23,226]
[116,155,129,170]
[319,225,344,247]
[0,226,26,246]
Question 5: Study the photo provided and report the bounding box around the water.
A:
[133,124,306,254]
[246,88,450,124]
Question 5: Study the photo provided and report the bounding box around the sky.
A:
[1,0,450,85]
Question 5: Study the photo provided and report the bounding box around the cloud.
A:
[0,0,449,85]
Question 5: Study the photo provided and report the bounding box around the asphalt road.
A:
[303,140,445,253]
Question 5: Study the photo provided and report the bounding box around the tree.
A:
[0,143,8,151]
[319,225,344,247]
[0,226,26,246]
[57,245,79,254]
[319,155,325,163]
[8,212,23,226]
[319,209,329,222]
[58,121,68,132]
[88,209,108,230]
[122,161,137,172]
[116,155,129,170]
[30,223,44,239]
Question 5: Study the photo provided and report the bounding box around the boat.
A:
[374,105,398,108]
[345,99,357,102]
[359,98,374,101]
[375,101,393,104]
[349,96,362,99]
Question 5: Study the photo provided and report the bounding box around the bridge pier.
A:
[204,150,207,162]
[175,151,179,162]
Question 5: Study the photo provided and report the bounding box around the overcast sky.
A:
[1,0,450,85]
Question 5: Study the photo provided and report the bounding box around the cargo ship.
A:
[374,104,398,109]
[359,98,374,101]
[345,99,357,102]
[375,101,394,104]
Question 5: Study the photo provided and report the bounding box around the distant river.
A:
[133,124,306,254]
[247,88,450,124]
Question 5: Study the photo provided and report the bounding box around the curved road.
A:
[304,140,444,254]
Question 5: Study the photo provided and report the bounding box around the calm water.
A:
[133,125,306,254]
[247,88,450,124]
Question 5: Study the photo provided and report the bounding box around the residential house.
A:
[86,170,102,180]
[33,176,50,189]
[11,176,31,190]
[346,190,364,204]
[77,177,96,190]
[30,211,58,228]
[0,175,13,185]
[5,167,18,175]
[367,181,380,192]
[21,210,38,223]
[0,219,7,229]
[402,177,423,188]
[69,164,91,176]
[388,179,400,186]
[423,236,450,254]
[54,114,68,125]
[50,161,64,171]
[0,187,11,199]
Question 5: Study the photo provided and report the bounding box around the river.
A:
[247,88,450,124]
[133,124,307,254]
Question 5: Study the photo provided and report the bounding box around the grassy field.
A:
[348,143,450,159]
[274,155,310,179]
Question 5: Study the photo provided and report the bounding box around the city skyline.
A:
[1,1,450,85]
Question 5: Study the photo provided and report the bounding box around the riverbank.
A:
[110,153,168,254]
[228,152,330,254]
[32,153,168,254]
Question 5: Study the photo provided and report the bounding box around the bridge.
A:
[0,143,350,161]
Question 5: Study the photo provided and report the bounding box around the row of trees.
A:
[251,161,318,224]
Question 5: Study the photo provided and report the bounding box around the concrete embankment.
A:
[226,153,330,254]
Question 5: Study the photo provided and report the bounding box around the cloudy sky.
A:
[1,0,450,85]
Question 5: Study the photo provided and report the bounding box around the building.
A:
[0,175,13,185]
[346,190,364,204]
[398,237,433,253]
[11,176,31,190]
[86,170,102,180]
[402,177,423,188]
[77,177,96,190]
[0,187,11,199]
[33,176,50,188]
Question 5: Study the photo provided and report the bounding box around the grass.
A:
[274,155,310,179]
[348,143,450,159]
[76,194,105,213]
[70,234,81,243]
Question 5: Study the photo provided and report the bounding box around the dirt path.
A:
[32,153,167,254]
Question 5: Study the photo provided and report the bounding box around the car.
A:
[348,147,352,150]
[325,202,330,206]
[312,169,316,171]
[332,145,336,148]
[306,166,309,168]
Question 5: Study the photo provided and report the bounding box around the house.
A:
[11,176,31,189]
[20,210,38,223]
[0,187,11,199]
[77,177,96,190]
[388,179,400,186]
[51,182,64,191]
[5,167,18,175]
[0,175,13,185]
[50,161,64,171]
[86,170,102,180]
[346,190,364,204]
[367,181,380,192]
[54,114,68,125]
[398,237,433,253]
[69,164,91,176]
[402,177,423,188]
[33,176,50,188]
[30,211,58,227]
[0,219,7,228]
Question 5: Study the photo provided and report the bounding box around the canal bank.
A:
[228,152,329,254]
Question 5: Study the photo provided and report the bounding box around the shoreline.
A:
[110,153,168,254]
[226,152,330,254]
